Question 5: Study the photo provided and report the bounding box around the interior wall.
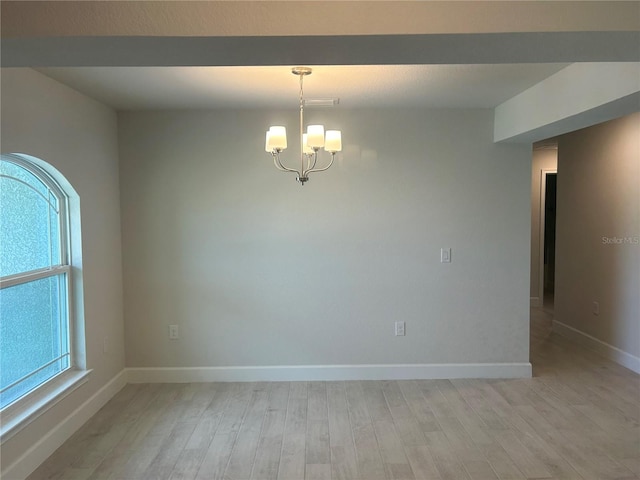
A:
[0,68,125,470]
[530,148,558,304]
[118,108,532,372]
[555,112,640,363]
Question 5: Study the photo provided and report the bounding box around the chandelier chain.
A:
[300,71,305,175]
[299,73,304,109]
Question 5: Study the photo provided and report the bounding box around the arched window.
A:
[0,155,72,409]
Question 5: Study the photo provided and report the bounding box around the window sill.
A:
[1,369,92,444]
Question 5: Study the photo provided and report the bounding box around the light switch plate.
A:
[169,324,179,340]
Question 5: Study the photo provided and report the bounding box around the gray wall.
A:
[0,68,125,469]
[118,108,532,370]
[556,113,640,360]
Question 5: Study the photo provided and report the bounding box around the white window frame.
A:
[0,154,90,443]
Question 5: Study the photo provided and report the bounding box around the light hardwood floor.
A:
[28,308,640,480]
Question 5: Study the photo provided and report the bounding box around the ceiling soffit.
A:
[2,1,639,38]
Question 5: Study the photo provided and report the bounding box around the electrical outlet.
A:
[441,248,451,263]
[395,321,406,336]
[169,324,179,340]
[592,301,600,315]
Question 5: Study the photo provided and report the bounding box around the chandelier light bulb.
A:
[267,126,287,151]
[325,130,342,153]
[306,125,325,149]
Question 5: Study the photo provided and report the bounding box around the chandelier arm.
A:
[273,152,301,175]
[272,157,290,172]
[306,152,335,174]
[304,152,318,176]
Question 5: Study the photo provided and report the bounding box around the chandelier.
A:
[265,67,342,186]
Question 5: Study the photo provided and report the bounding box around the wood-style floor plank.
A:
[27,307,640,480]
[305,381,330,471]
[277,382,307,480]
[345,381,386,480]
[326,381,359,480]
[250,382,289,480]
[223,382,270,480]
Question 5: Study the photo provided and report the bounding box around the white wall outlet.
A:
[395,321,406,336]
[169,324,179,340]
[592,301,600,315]
[441,248,452,263]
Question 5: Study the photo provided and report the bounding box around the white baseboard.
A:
[2,369,127,480]
[553,320,640,374]
[530,296,541,308]
[127,363,532,383]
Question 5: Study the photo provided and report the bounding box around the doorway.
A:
[541,171,557,311]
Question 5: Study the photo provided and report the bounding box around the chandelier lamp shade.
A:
[265,67,342,186]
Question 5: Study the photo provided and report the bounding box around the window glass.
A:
[0,275,70,407]
[0,164,61,276]
[0,156,70,410]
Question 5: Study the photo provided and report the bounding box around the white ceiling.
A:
[37,64,569,111]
